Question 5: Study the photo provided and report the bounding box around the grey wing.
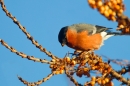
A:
[70,23,112,35]
[70,23,96,35]
[95,25,112,33]
[95,25,123,35]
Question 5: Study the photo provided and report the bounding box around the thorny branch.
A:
[111,69,130,85]
[65,67,79,86]
[18,71,55,86]
[0,39,53,64]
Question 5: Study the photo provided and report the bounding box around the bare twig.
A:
[111,69,130,85]
[0,39,53,64]
[18,71,55,86]
[65,67,79,86]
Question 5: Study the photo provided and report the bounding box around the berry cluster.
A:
[49,51,114,86]
[88,0,130,34]
[88,76,113,86]
[88,0,125,21]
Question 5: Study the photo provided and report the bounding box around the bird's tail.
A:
[107,32,124,36]
[107,32,130,36]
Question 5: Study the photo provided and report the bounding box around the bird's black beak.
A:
[61,43,65,47]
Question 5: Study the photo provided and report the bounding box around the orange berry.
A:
[71,60,76,65]
[101,79,106,85]
[50,65,53,68]
[90,4,97,9]
[125,28,130,33]
[88,0,96,5]
[55,71,60,74]
[108,2,112,7]
[110,16,116,21]
[111,0,117,5]
[88,60,92,64]
[97,1,103,7]
[98,6,105,14]
[85,55,89,58]
[91,76,96,81]
[103,70,108,73]
[59,70,64,74]
[111,11,116,16]
[119,9,124,14]
[119,24,124,28]
[97,79,102,85]
[88,0,96,9]
[114,5,120,11]
[106,81,114,86]
[60,66,64,70]
[110,81,114,86]
[104,5,109,10]
[104,10,109,17]
[91,66,96,70]
[99,68,103,72]
[90,81,95,86]
[65,57,70,63]
[99,62,104,66]
[108,9,113,15]
[116,0,122,4]
[105,78,110,83]
[53,65,57,69]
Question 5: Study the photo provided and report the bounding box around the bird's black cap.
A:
[58,26,68,46]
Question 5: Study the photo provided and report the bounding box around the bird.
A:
[58,23,121,51]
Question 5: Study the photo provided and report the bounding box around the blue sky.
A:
[0,0,130,86]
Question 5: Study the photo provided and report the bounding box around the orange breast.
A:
[66,29,103,51]
[66,28,77,48]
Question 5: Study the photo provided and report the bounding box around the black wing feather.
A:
[95,25,112,33]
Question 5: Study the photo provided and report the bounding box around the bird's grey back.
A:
[69,23,111,35]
